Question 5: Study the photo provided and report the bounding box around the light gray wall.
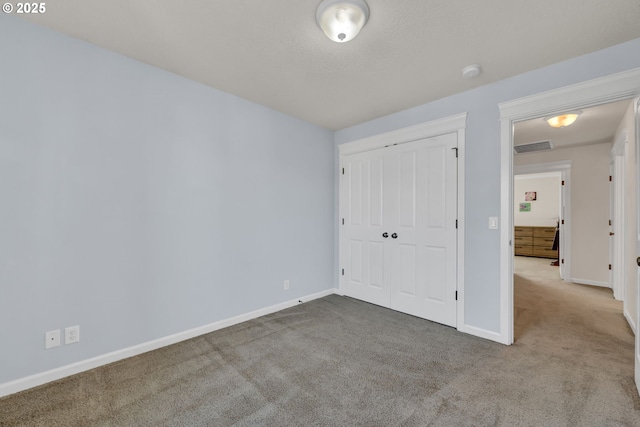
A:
[0,15,334,384]
[335,38,640,333]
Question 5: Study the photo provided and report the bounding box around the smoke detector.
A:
[462,64,481,79]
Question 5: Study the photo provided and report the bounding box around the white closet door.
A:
[341,149,391,307]
[387,134,458,327]
[341,132,458,327]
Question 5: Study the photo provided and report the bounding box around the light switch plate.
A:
[489,217,499,229]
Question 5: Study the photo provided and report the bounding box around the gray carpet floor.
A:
[1,257,639,426]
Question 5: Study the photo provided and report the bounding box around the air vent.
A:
[514,140,553,154]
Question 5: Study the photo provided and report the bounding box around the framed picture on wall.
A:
[519,203,531,212]
[525,191,537,201]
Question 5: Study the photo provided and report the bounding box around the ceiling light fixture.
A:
[544,111,582,128]
[316,0,369,43]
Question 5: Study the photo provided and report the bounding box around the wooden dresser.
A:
[514,226,558,258]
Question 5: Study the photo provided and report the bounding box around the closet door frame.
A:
[338,113,467,332]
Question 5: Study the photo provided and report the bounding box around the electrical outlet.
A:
[284,280,290,290]
[45,330,60,349]
[65,325,80,345]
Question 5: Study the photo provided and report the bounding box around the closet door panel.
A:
[399,151,417,228]
[341,151,390,307]
[397,244,417,296]
[424,246,446,302]
[349,240,363,283]
[390,134,458,327]
[369,241,384,289]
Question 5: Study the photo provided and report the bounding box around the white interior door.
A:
[610,160,615,289]
[341,149,391,307]
[388,135,458,327]
[635,97,640,395]
[341,133,458,327]
[559,171,570,281]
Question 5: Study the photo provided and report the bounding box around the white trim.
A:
[459,324,506,344]
[499,67,640,346]
[610,132,628,301]
[499,116,514,345]
[499,68,640,121]
[0,288,337,398]
[338,113,467,156]
[571,278,611,288]
[626,308,637,335]
[612,129,628,156]
[514,161,572,174]
[338,113,467,333]
[514,171,561,180]
[456,127,466,331]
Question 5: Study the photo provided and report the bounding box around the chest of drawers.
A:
[514,226,558,258]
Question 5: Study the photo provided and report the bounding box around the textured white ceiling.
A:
[20,0,640,130]
[514,99,632,151]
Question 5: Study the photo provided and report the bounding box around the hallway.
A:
[513,256,640,421]
[514,256,630,342]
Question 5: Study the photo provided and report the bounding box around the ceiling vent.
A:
[513,140,553,154]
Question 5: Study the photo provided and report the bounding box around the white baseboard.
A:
[0,288,338,398]
[624,307,637,335]
[459,324,507,345]
[570,278,611,288]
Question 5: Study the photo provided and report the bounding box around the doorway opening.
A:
[498,68,640,346]
[513,167,568,281]
[511,101,631,343]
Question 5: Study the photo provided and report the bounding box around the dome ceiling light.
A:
[544,111,582,128]
[316,0,369,43]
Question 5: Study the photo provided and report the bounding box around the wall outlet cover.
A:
[45,330,60,349]
[65,325,80,345]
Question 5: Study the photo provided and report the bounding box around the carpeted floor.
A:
[1,257,639,426]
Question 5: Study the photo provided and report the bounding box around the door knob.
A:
[382,232,389,238]
[637,257,640,267]
[391,233,398,239]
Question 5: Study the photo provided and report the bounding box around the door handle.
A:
[637,257,640,267]
[610,232,615,236]
[391,233,398,239]
[382,232,389,238]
